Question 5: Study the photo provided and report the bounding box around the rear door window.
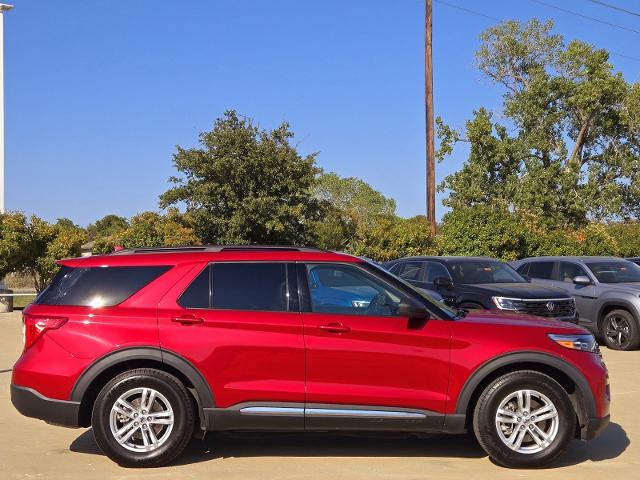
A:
[212,263,289,312]
[178,265,211,309]
[527,262,555,280]
[35,265,170,307]
[396,262,425,281]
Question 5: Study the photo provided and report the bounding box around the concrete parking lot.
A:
[0,310,637,480]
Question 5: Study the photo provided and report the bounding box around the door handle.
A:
[171,315,204,325]
[318,322,350,333]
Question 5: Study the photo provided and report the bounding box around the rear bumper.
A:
[582,414,610,440]
[10,384,81,428]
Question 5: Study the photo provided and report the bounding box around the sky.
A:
[5,0,640,227]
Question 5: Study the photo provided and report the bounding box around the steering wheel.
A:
[367,292,394,316]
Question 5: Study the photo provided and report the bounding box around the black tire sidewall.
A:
[91,370,194,467]
[473,371,575,468]
[602,309,640,351]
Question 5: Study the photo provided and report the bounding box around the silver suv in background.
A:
[512,256,640,350]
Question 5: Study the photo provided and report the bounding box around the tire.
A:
[472,370,575,468]
[91,368,195,467]
[601,309,640,351]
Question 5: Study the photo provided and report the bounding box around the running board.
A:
[203,402,462,433]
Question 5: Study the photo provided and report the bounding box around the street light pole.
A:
[0,4,12,214]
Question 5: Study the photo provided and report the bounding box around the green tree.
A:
[437,206,532,261]
[159,110,324,245]
[437,19,640,228]
[93,209,199,254]
[23,217,87,291]
[351,215,436,262]
[606,222,640,257]
[0,212,31,280]
[87,214,129,240]
[313,173,396,250]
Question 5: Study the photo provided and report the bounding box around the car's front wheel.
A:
[602,309,640,351]
[91,368,195,467]
[473,370,575,468]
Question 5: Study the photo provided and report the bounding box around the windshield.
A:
[586,261,640,283]
[448,260,525,284]
[361,260,460,319]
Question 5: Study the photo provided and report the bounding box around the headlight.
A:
[548,334,599,353]
[492,296,520,311]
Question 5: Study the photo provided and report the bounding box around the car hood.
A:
[461,309,586,332]
[459,282,570,299]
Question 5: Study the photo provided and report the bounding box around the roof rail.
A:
[111,245,326,255]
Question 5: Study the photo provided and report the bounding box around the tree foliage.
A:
[159,110,324,245]
[92,209,198,254]
[87,214,129,240]
[351,215,436,262]
[313,173,396,250]
[437,19,640,228]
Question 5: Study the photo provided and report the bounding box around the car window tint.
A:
[397,262,424,281]
[448,261,524,284]
[424,262,450,283]
[178,265,211,309]
[516,263,529,275]
[306,263,408,317]
[527,262,555,280]
[212,263,288,311]
[557,262,587,283]
[35,266,170,307]
[586,261,640,283]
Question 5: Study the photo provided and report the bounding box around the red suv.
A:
[11,246,610,468]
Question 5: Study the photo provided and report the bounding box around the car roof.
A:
[58,245,361,268]
[390,256,500,263]
[517,256,626,264]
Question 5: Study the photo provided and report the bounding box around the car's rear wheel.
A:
[602,309,640,351]
[91,368,195,467]
[473,370,575,468]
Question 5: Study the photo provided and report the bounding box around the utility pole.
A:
[0,4,12,214]
[425,0,436,236]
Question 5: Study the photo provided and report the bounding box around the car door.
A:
[300,262,451,430]
[157,261,305,424]
[552,261,598,324]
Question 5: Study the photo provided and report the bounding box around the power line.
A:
[435,0,500,22]
[530,0,640,35]
[434,0,640,62]
[586,0,640,18]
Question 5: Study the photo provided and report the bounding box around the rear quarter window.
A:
[35,265,171,307]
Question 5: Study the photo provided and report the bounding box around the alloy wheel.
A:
[605,315,631,348]
[108,387,174,453]
[495,389,559,454]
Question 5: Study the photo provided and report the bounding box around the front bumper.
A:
[582,414,610,440]
[11,384,81,428]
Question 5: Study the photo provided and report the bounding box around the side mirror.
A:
[434,277,453,288]
[398,302,430,329]
[573,275,592,286]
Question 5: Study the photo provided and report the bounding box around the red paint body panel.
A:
[303,313,451,411]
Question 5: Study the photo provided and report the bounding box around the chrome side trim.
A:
[305,408,426,419]
[239,406,304,416]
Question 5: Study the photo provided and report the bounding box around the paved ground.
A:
[0,310,637,480]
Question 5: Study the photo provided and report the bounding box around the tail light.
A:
[22,314,68,350]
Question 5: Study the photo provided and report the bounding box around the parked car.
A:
[12,246,609,468]
[383,256,578,323]
[627,257,640,267]
[512,256,640,351]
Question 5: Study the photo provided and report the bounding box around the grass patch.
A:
[13,295,36,309]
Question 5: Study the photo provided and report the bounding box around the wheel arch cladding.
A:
[71,347,214,428]
[455,352,595,431]
[597,301,638,328]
